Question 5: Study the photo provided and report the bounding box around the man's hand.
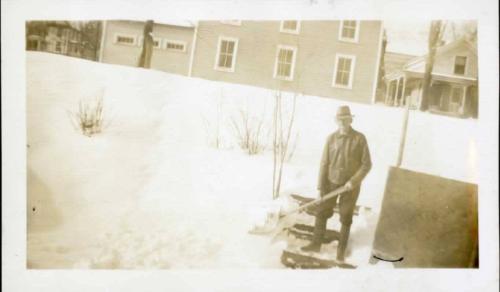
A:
[344,181,353,191]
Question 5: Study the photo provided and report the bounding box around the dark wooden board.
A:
[281,249,356,269]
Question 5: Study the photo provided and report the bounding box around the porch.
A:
[384,71,478,118]
[26,35,45,51]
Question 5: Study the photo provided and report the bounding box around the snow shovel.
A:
[249,185,349,236]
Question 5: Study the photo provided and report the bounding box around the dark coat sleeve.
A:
[348,134,372,186]
[317,135,331,191]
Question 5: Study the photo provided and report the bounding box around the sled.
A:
[281,248,357,269]
[286,223,340,244]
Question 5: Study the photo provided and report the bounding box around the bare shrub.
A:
[230,107,266,155]
[69,96,106,137]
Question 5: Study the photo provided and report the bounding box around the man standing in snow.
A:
[301,105,371,262]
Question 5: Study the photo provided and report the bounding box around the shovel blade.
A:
[248,211,295,236]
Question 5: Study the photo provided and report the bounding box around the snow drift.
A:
[26,52,478,268]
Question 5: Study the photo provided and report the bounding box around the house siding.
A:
[405,42,478,79]
[432,46,478,78]
[191,21,383,103]
[100,21,194,75]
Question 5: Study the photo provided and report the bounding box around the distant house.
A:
[190,20,384,103]
[384,52,416,78]
[384,38,478,118]
[374,51,416,103]
[99,20,383,104]
[26,21,95,60]
[99,20,195,76]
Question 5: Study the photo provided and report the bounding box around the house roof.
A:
[158,20,197,28]
[384,52,416,76]
[112,20,196,29]
[403,37,477,70]
[385,37,478,83]
[45,21,81,31]
[405,71,477,85]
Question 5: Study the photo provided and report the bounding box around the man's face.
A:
[336,118,352,133]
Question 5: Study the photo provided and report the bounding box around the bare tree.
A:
[271,92,280,199]
[138,20,154,68]
[420,20,447,111]
[271,91,298,199]
[447,21,477,42]
[80,21,102,61]
[376,30,388,102]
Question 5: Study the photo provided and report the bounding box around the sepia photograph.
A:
[2,0,498,291]
[26,18,479,269]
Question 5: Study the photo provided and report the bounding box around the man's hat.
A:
[336,105,354,120]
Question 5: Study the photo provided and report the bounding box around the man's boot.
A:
[301,216,327,252]
[336,224,351,262]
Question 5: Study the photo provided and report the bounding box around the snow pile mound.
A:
[27,52,478,269]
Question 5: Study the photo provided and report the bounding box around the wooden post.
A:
[396,93,411,167]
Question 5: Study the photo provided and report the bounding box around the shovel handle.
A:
[280,186,348,219]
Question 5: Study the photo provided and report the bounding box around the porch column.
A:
[394,78,400,106]
[64,36,68,55]
[401,77,407,107]
[460,85,469,115]
[417,81,424,110]
[385,80,391,105]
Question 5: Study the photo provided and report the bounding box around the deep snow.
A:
[27,52,478,269]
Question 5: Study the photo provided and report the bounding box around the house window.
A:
[114,34,136,46]
[280,21,300,34]
[339,20,359,42]
[332,54,356,88]
[220,20,242,26]
[274,45,297,80]
[57,28,63,37]
[165,40,186,52]
[215,37,238,72]
[454,56,467,75]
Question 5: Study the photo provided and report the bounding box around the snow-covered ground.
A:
[26,52,478,269]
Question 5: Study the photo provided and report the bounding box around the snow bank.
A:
[27,52,478,269]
